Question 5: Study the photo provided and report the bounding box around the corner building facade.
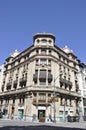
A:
[0,33,81,122]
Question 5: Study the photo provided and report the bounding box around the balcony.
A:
[55,86,81,97]
[0,87,29,97]
[48,97,57,103]
[32,85,53,92]
[60,78,66,83]
[48,73,53,82]
[19,77,27,86]
[38,99,46,104]
[68,80,72,86]
[60,78,72,86]
[32,98,49,105]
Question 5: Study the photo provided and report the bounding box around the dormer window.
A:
[41,39,47,44]
[41,49,46,54]
[49,40,52,44]
[34,33,55,47]
[37,39,40,43]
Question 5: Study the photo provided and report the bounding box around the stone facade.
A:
[0,33,81,122]
[78,62,86,117]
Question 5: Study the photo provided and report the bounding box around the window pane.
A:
[40,59,46,64]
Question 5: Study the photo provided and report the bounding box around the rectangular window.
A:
[48,70,52,83]
[35,70,38,75]
[36,59,39,65]
[39,94,46,101]
[65,111,68,115]
[60,97,63,105]
[39,81,46,85]
[33,70,38,84]
[39,70,46,78]
[59,110,63,115]
[1,100,3,104]
[40,59,47,65]
[41,39,47,45]
[48,59,51,65]
[39,70,46,85]
[13,99,15,104]
[83,98,86,106]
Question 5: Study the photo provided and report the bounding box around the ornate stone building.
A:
[78,62,86,117]
[0,33,81,122]
[0,65,4,93]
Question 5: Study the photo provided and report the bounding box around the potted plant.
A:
[39,112,45,122]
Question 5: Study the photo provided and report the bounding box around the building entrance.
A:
[18,109,24,119]
[38,110,45,122]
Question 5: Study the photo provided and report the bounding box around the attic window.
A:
[41,39,47,44]
[37,39,40,43]
[41,49,46,54]
[49,40,52,43]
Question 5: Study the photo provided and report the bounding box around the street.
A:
[0,120,86,130]
[0,125,84,130]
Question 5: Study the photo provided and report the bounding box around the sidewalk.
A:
[45,121,86,129]
[0,118,86,129]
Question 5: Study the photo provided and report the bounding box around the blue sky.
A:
[0,0,86,64]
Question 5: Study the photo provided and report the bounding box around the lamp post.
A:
[53,78,56,123]
[53,71,63,123]
[63,100,66,122]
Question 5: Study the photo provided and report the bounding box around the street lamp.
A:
[63,100,66,122]
[53,71,63,123]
